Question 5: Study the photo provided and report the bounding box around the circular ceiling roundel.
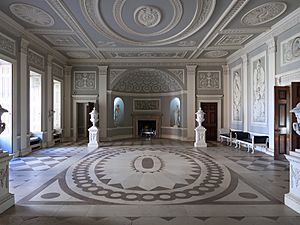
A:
[10,3,54,27]
[81,0,216,46]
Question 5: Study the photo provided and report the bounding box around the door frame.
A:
[72,95,98,142]
[196,95,222,140]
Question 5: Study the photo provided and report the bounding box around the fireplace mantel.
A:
[132,113,162,138]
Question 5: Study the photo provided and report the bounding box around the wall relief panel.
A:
[52,63,63,78]
[74,71,96,90]
[231,65,242,122]
[197,71,221,89]
[133,99,160,111]
[250,51,267,126]
[281,33,300,66]
[28,49,45,70]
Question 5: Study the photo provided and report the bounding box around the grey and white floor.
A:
[1,139,299,225]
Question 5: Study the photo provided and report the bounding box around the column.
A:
[98,66,108,141]
[266,37,276,151]
[222,64,230,129]
[186,64,197,141]
[241,54,248,131]
[46,55,54,146]
[63,66,72,141]
[19,38,30,156]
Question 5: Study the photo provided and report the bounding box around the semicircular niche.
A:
[112,69,182,93]
[81,0,216,46]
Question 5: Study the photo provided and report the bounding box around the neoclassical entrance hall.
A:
[1,140,299,225]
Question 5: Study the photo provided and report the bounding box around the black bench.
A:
[233,131,269,154]
[219,129,232,145]
[30,136,41,150]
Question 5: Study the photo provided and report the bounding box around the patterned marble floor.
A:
[1,139,299,225]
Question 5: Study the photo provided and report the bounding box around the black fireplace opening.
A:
[138,120,156,137]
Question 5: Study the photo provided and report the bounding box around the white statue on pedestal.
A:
[88,107,100,149]
[194,106,207,147]
[284,102,300,214]
[0,104,14,214]
[173,104,180,127]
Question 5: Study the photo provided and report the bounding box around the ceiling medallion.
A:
[134,6,161,28]
[9,3,54,27]
[113,0,182,37]
[66,52,90,59]
[241,2,287,26]
[204,50,228,58]
[81,0,216,46]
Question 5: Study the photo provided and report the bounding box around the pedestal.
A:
[194,126,207,147]
[88,126,99,149]
[285,151,300,214]
[0,150,14,214]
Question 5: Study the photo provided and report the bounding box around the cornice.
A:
[227,6,300,64]
[0,10,67,63]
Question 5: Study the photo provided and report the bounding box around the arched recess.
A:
[113,97,124,127]
[170,97,181,127]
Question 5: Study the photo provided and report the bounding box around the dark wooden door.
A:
[274,86,290,160]
[291,82,300,151]
[201,102,218,141]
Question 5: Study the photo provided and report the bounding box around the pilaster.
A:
[222,64,230,129]
[63,65,72,141]
[46,55,54,146]
[98,66,108,141]
[19,38,30,156]
[241,54,248,131]
[186,64,197,141]
[266,37,276,151]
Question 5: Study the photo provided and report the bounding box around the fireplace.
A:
[138,120,156,137]
[132,113,162,138]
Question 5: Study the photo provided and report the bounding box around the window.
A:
[0,59,12,152]
[53,79,62,130]
[30,71,42,132]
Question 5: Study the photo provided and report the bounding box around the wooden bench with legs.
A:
[233,131,269,154]
[219,128,232,145]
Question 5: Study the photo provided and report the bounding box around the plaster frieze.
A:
[204,50,229,58]
[52,63,63,78]
[43,35,79,47]
[73,71,96,90]
[67,52,91,59]
[197,71,221,90]
[28,49,45,69]
[0,32,16,56]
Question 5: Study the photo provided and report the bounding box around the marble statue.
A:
[114,104,121,126]
[0,105,8,135]
[174,104,180,127]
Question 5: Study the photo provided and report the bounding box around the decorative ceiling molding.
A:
[216,34,253,46]
[43,35,79,46]
[81,0,216,46]
[134,6,162,28]
[46,0,104,59]
[203,50,229,58]
[220,28,268,34]
[206,46,241,51]
[67,52,91,59]
[190,0,250,59]
[177,40,196,47]
[113,0,182,37]
[10,3,55,27]
[107,51,187,59]
[241,2,287,26]
[112,68,183,93]
[28,29,75,35]
[0,32,16,56]
[97,41,117,47]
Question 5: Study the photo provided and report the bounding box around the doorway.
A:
[201,102,218,141]
[0,59,12,153]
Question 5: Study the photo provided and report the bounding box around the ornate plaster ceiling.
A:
[0,0,299,62]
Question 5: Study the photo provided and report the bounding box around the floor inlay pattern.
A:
[19,145,280,205]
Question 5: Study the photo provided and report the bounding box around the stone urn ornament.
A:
[284,102,300,214]
[88,107,100,149]
[194,106,207,147]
